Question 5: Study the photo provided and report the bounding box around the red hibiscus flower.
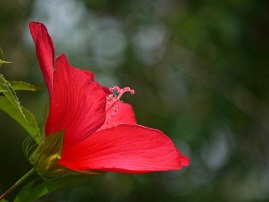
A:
[29,22,189,175]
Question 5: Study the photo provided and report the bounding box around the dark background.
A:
[1,0,269,201]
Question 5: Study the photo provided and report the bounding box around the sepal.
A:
[29,131,66,179]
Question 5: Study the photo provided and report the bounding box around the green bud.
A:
[29,131,67,179]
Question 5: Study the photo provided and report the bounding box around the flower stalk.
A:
[0,168,35,200]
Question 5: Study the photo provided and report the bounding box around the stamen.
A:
[109,86,135,98]
[106,86,135,112]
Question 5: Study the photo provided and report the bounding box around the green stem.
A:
[0,168,35,200]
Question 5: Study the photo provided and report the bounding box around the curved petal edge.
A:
[59,124,190,173]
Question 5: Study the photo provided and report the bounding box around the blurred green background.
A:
[1,0,269,201]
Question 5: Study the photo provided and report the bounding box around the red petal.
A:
[59,124,189,173]
[100,102,137,130]
[46,54,109,149]
[29,22,54,95]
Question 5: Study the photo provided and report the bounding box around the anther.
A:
[106,86,135,112]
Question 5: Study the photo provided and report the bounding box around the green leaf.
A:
[14,175,88,202]
[10,81,42,91]
[0,74,28,125]
[0,199,9,202]
[0,96,41,143]
[0,59,11,66]
[0,47,4,60]
[0,48,11,67]
[12,181,35,202]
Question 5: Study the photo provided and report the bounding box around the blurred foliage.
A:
[0,0,269,201]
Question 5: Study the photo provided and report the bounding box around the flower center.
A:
[106,86,135,112]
